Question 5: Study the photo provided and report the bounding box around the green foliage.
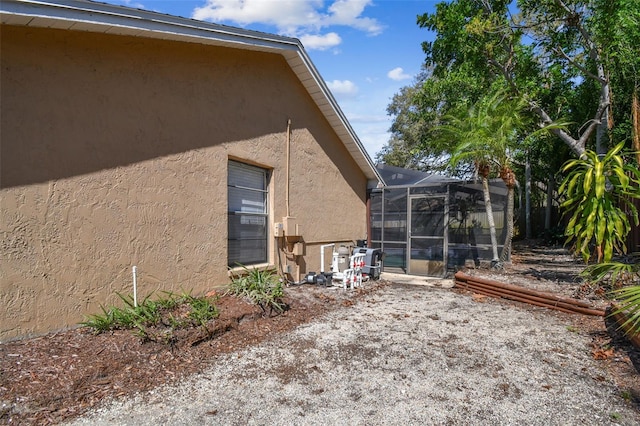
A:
[591,0,640,145]
[581,254,640,287]
[559,143,640,262]
[582,256,640,336]
[228,266,286,315]
[80,291,219,342]
[381,0,638,182]
[81,293,160,333]
[440,91,526,173]
[612,284,640,337]
[438,90,565,260]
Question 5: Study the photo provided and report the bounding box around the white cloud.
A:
[326,79,358,97]
[112,0,146,9]
[325,0,383,35]
[192,0,383,50]
[387,67,412,81]
[299,32,342,50]
[193,0,319,33]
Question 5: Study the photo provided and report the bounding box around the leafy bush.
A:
[611,285,640,336]
[582,255,640,336]
[559,142,640,262]
[228,266,286,315]
[80,291,219,342]
[581,254,640,288]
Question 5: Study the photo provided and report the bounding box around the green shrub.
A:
[582,255,640,336]
[80,290,219,342]
[559,142,640,262]
[228,266,286,315]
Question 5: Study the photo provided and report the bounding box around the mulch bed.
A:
[0,283,386,425]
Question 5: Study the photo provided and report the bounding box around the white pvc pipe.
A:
[286,118,291,217]
[132,266,138,307]
[320,244,335,273]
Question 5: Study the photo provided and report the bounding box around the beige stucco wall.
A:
[0,25,368,341]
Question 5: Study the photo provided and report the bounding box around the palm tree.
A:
[440,93,519,266]
[439,91,559,266]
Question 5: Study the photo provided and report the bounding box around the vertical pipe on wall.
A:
[366,195,372,248]
[132,266,138,307]
[286,118,291,217]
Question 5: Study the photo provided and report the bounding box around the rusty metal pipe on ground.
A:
[454,272,592,308]
[455,280,580,315]
[454,272,605,316]
[462,278,605,316]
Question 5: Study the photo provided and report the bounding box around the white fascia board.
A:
[294,47,384,184]
[0,0,384,185]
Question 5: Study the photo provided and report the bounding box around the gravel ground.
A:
[66,282,639,426]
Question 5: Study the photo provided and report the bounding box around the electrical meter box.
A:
[282,216,298,236]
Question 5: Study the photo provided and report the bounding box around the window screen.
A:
[228,161,268,267]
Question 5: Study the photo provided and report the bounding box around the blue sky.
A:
[104,0,439,159]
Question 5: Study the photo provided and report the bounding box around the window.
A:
[228,161,269,267]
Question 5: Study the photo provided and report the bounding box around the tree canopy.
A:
[379,0,640,171]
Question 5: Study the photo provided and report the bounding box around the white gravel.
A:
[66,282,639,425]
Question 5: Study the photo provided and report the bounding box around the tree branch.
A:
[552,46,605,83]
[528,101,586,157]
[553,0,608,86]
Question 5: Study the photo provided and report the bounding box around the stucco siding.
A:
[0,25,367,341]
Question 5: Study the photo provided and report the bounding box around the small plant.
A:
[610,285,640,336]
[582,255,640,337]
[581,254,640,288]
[621,390,632,401]
[81,293,160,334]
[228,265,286,316]
[183,293,219,329]
[80,290,219,343]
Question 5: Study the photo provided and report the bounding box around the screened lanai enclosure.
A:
[369,164,509,277]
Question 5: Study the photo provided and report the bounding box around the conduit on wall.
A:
[286,118,291,217]
[454,272,605,316]
[278,118,295,281]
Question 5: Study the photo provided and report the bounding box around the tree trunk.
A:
[633,91,640,165]
[482,175,500,263]
[595,81,611,155]
[525,157,531,239]
[545,172,555,230]
[500,186,514,262]
[498,166,517,262]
